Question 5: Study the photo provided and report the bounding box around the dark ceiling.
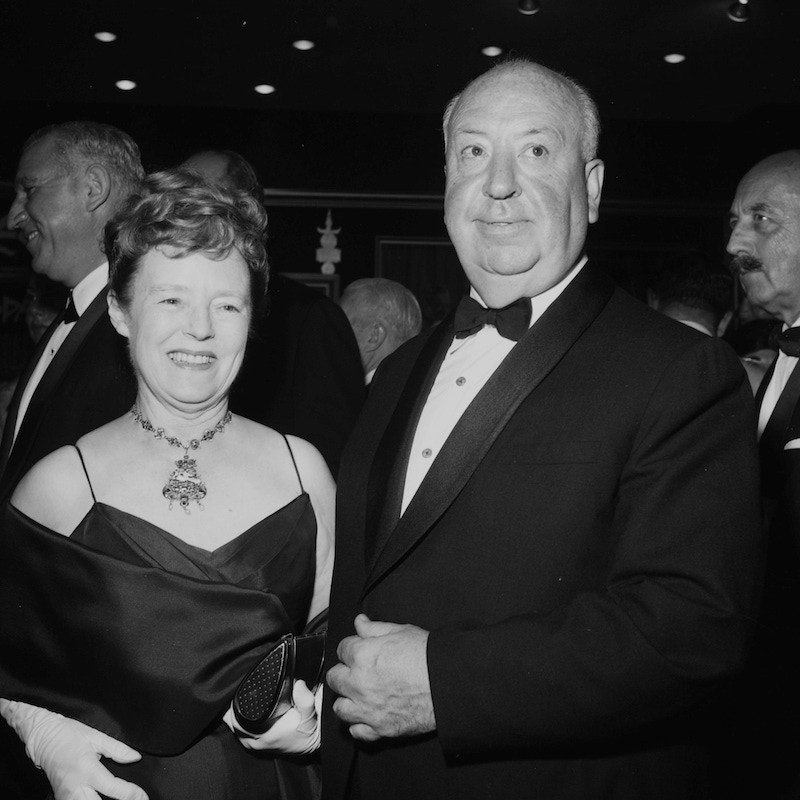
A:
[3,0,797,121]
[1,0,798,198]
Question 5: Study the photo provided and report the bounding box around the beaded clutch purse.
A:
[233,630,326,734]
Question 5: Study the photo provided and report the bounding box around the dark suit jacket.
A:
[730,358,800,796]
[0,288,135,501]
[323,266,763,800]
[230,273,364,477]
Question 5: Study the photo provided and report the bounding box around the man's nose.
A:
[726,219,752,257]
[483,152,520,200]
[6,195,26,231]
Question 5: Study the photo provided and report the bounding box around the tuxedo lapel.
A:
[0,312,66,470]
[4,289,109,479]
[363,266,615,594]
[754,357,776,412]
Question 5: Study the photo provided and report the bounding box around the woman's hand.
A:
[224,679,322,754]
[1,700,148,800]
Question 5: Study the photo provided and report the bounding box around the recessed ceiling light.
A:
[481,46,503,57]
[94,31,117,43]
[518,0,541,15]
[727,0,750,23]
[115,80,136,91]
[293,40,315,51]
[664,53,686,64]
[254,84,276,95]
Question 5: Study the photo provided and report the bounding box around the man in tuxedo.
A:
[0,122,140,797]
[725,150,800,796]
[0,122,140,503]
[339,278,422,384]
[323,59,763,800]
[183,149,364,476]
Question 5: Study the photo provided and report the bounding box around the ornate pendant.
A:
[162,453,207,513]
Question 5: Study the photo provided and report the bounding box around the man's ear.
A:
[364,322,387,353]
[84,164,112,213]
[107,291,130,338]
[585,159,604,224]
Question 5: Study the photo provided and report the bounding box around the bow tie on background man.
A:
[453,295,531,342]
[62,293,79,324]
[777,327,800,357]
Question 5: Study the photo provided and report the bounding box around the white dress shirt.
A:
[13,263,109,444]
[400,257,587,514]
[757,314,800,441]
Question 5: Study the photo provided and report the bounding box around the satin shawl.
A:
[0,503,292,755]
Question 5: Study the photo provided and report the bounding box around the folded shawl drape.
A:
[0,503,292,755]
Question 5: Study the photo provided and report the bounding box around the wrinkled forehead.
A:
[447,67,582,149]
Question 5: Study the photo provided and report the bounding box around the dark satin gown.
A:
[68,495,317,800]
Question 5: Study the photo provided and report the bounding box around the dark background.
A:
[0,0,797,371]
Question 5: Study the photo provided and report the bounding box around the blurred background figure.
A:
[23,274,68,345]
[646,250,734,337]
[182,149,364,477]
[339,277,422,384]
[727,318,781,395]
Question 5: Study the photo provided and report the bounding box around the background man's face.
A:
[8,136,89,287]
[728,164,800,323]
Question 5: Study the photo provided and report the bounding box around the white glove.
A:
[224,680,322,754]
[0,698,149,800]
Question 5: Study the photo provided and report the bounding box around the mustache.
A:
[729,254,763,275]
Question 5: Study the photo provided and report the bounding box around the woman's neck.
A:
[130,395,231,442]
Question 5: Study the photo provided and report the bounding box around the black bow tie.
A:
[777,327,800,357]
[63,294,79,324]
[454,295,532,342]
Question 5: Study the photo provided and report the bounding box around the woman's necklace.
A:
[130,405,233,513]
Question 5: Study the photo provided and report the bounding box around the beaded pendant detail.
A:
[130,405,232,514]
[163,453,207,512]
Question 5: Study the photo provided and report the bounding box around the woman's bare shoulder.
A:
[11,445,94,534]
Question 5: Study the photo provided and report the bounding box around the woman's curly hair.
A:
[104,168,269,326]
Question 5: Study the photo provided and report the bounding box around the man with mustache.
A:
[323,58,763,800]
[726,150,800,797]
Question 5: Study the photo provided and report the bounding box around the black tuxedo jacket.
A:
[323,266,763,800]
[230,273,364,477]
[0,288,135,501]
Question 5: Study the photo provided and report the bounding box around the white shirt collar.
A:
[676,319,714,337]
[470,255,588,329]
[71,262,109,316]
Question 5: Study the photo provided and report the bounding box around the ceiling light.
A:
[293,40,315,51]
[727,0,750,22]
[115,80,136,91]
[94,31,117,43]
[254,84,276,95]
[517,0,540,15]
[664,53,686,64]
[481,46,503,57]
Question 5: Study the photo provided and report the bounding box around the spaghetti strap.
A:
[73,445,97,503]
[283,435,305,494]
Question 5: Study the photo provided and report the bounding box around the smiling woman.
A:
[0,169,335,800]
